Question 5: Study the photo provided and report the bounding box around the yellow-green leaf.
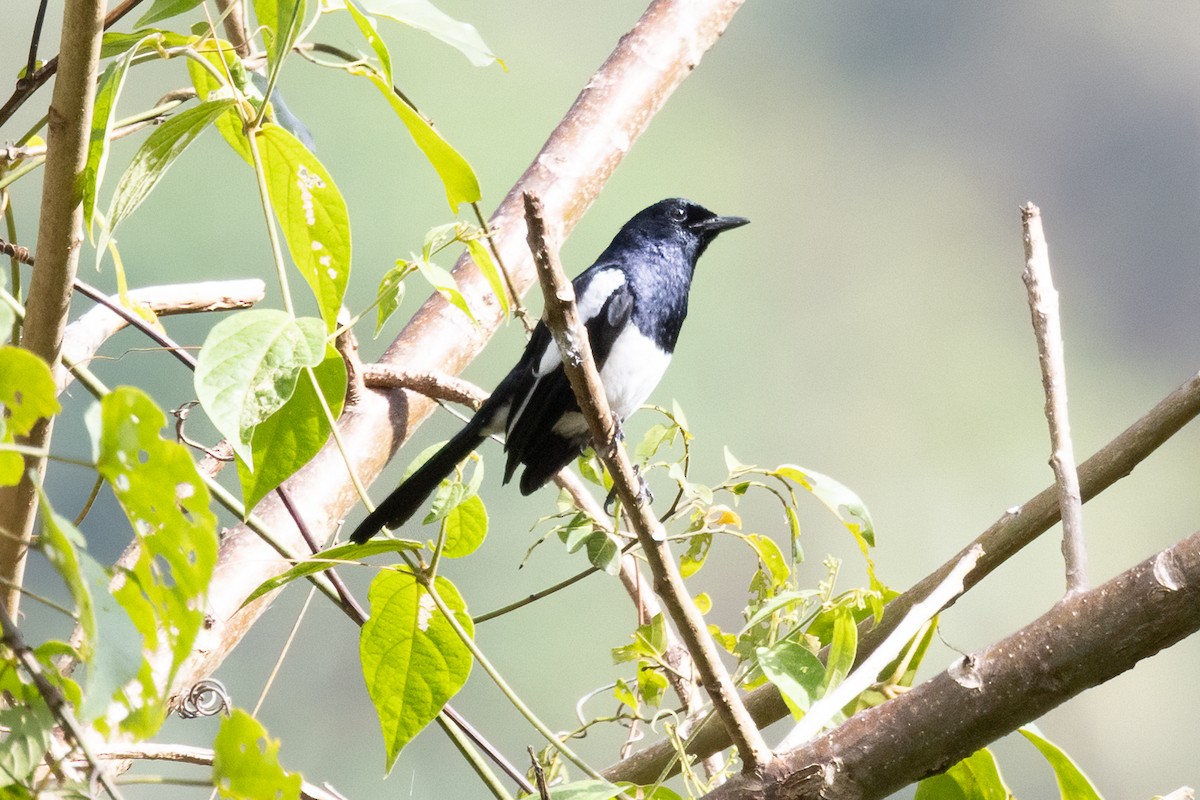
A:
[257,123,352,332]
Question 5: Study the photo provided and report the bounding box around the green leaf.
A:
[349,66,481,211]
[616,784,684,800]
[915,748,1010,800]
[105,99,236,239]
[820,605,857,696]
[440,493,487,558]
[740,589,820,634]
[464,236,509,317]
[347,0,499,67]
[212,709,302,800]
[194,310,327,464]
[613,678,639,714]
[757,641,825,719]
[257,123,352,332]
[0,346,61,484]
[361,570,473,770]
[375,260,415,335]
[773,464,876,547]
[585,530,621,575]
[341,0,394,83]
[1019,726,1104,800]
[679,532,711,578]
[635,423,676,461]
[745,533,789,587]
[34,497,97,657]
[413,254,477,322]
[0,662,56,786]
[96,387,218,736]
[235,348,347,511]
[243,538,422,606]
[637,664,667,707]
[545,781,626,800]
[100,30,193,58]
[254,0,306,73]
[774,464,881,590]
[83,41,148,235]
[186,40,254,164]
[137,0,205,26]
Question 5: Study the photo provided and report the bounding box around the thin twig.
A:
[0,0,147,129]
[523,191,773,773]
[1021,203,1087,596]
[78,744,345,800]
[362,363,486,408]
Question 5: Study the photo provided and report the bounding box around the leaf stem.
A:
[246,127,296,318]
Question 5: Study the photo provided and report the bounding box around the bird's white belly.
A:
[550,329,670,439]
[599,327,671,419]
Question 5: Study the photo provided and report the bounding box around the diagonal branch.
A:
[604,368,1200,784]
[523,191,773,773]
[703,528,1200,800]
[163,0,748,714]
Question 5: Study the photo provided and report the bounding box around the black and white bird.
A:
[349,198,748,543]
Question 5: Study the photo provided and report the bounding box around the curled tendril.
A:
[178,678,231,719]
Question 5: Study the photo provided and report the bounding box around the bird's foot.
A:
[603,464,653,515]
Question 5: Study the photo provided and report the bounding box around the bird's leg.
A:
[603,463,654,516]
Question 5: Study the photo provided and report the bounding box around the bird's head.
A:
[627,198,750,261]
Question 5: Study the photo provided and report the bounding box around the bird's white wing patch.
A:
[534,268,626,378]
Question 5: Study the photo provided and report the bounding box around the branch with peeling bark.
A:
[705,529,1200,800]
[523,191,773,774]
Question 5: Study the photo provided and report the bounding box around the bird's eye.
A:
[669,206,688,222]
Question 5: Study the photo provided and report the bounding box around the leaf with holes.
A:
[0,346,61,485]
[96,387,218,737]
[213,708,302,800]
[360,569,472,771]
[258,123,351,332]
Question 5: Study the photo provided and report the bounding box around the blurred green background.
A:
[6,1,1199,797]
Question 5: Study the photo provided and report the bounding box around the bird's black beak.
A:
[690,214,750,234]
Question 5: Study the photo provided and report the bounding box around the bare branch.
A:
[604,369,1200,784]
[704,529,1200,800]
[523,191,772,773]
[1021,202,1087,595]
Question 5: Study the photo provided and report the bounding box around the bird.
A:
[349,198,749,544]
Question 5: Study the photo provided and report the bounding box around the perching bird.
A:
[349,198,749,543]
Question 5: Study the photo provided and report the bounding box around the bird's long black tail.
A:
[349,421,486,543]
